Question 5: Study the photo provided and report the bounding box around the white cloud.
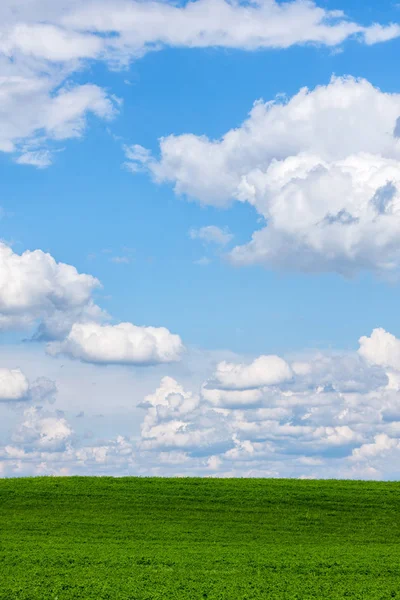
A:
[140,77,400,275]
[202,386,264,408]
[189,225,233,246]
[358,328,400,371]
[63,0,399,53]
[12,406,73,452]
[0,368,29,401]
[0,65,117,162]
[48,321,184,365]
[207,355,293,390]
[351,433,400,461]
[0,367,56,404]
[15,149,53,168]
[0,241,103,337]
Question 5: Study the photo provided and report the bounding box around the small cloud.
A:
[15,150,53,169]
[110,256,131,264]
[194,257,211,266]
[190,225,233,247]
[124,144,153,173]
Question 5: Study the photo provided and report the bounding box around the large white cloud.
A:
[0,242,103,337]
[48,321,184,365]
[136,77,400,275]
[0,1,398,164]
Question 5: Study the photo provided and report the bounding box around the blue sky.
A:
[2,0,400,479]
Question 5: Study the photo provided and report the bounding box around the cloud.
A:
[15,149,53,168]
[139,77,400,275]
[0,367,57,404]
[190,225,233,246]
[0,241,103,338]
[110,256,131,264]
[0,66,118,162]
[11,406,73,452]
[207,355,293,390]
[350,433,400,460]
[0,368,29,401]
[63,0,399,53]
[358,328,400,371]
[47,321,184,365]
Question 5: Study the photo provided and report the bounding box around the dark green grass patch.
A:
[1,477,400,599]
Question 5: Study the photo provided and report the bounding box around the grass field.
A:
[1,477,400,599]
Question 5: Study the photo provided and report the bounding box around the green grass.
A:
[1,477,400,599]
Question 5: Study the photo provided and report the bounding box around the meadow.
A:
[1,477,400,599]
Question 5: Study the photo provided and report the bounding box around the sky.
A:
[2,0,400,479]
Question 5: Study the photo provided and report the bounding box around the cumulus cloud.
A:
[0,368,29,401]
[207,355,293,390]
[0,368,57,403]
[47,321,184,365]
[0,241,103,337]
[189,225,233,246]
[139,77,400,275]
[12,407,73,452]
[358,328,400,371]
[350,433,400,461]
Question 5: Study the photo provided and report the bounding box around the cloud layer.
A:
[0,1,399,164]
[3,327,400,479]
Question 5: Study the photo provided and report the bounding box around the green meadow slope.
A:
[1,477,400,599]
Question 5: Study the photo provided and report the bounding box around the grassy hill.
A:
[1,477,400,599]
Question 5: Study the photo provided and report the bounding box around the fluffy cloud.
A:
[189,225,233,246]
[48,322,184,365]
[0,61,117,162]
[0,242,103,337]
[138,77,400,275]
[0,368,29,401]
[358,328,400,371]
[12,407,73,452]
[350,433,400,461]
[0,368,57,403]
[207,355,293,390]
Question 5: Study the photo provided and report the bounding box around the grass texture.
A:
[1,477,400,599]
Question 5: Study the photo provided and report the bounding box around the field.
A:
[1,477,400,599]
